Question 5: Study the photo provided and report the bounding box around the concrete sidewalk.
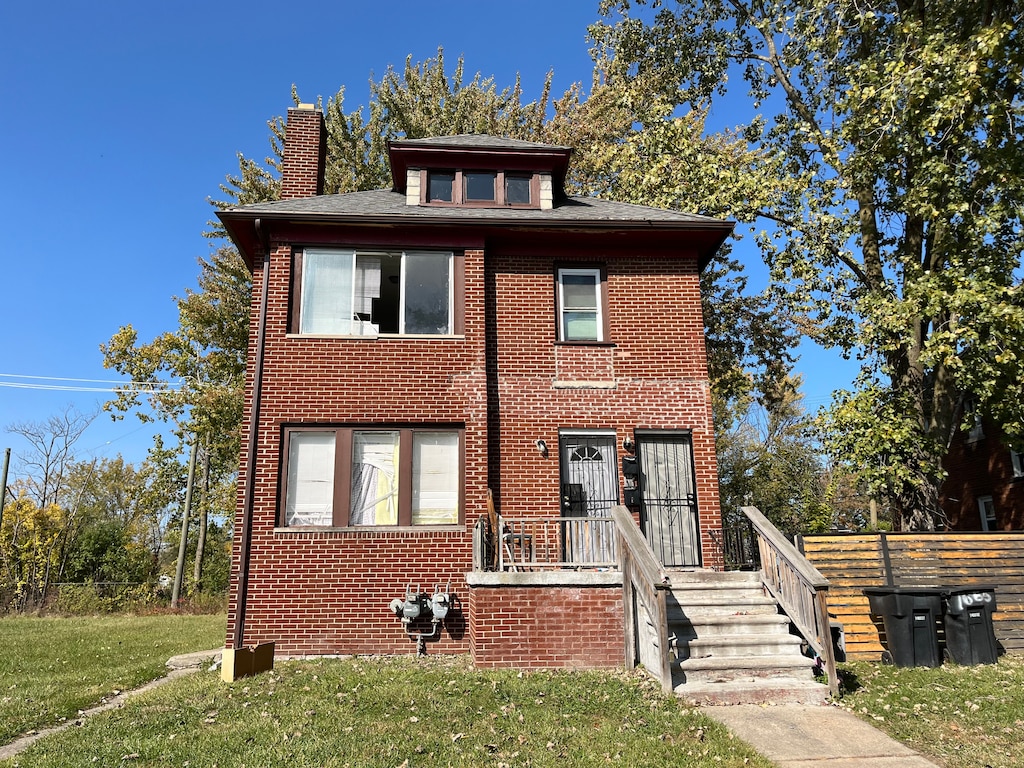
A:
[703,703,941,767]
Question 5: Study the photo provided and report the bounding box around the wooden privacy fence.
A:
[797,532,1024,660]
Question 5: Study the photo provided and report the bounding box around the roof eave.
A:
[217,209,734,272]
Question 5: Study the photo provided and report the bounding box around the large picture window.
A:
[299,249,454,336]
[282,427,462,527]
[557,267,605,342]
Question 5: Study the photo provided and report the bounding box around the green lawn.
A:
[2,655,772,768]
[10,615,1019,768]
[0,614,225,744]
[839,654,1024,768]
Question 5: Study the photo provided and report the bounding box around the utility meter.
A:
[402,587,424,620]
[430,591,450,621]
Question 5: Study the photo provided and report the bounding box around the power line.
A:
[0,382,174,393]
[0,372,183,394]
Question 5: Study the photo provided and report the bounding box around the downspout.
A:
[233,218,271,650]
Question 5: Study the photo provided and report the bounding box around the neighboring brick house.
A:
[941,414,1024,530]
[217,104,732,676]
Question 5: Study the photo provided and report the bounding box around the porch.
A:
[465,505,839,702]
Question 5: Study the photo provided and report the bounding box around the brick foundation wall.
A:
[468,574,625,669]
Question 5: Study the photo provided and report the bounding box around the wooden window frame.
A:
[1010,449,1024,479]
[290,248,465,336]
[977,495,996,531]
[279,425,466,528]
[554,265,611,344]
[420,170,539,208]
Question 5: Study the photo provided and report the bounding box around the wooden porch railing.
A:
[741,505,840,698]
[612,505,674,693]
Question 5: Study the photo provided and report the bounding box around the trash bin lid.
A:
[943,585,997,595]
[863,586,946,596]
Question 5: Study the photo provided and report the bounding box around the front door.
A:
[559,432,618,563]
[636,431,701,568]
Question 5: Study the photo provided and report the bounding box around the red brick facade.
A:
[941,419,1024,531]
[468,575,625,669]
[220,109,729,664]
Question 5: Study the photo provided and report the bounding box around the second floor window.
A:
[557,267,604,342]
[299,249,453,335]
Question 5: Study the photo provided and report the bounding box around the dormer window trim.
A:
[419,169,539,208]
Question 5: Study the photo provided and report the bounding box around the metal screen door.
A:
[559,433,618,563]
[636,431,701,568]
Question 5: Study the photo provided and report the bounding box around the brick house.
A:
[940,415,1024,530]
[216,104,733,678]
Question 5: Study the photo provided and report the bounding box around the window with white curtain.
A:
[282,427,461,527]
[411,432,460,525]
[299,249,453,335]
[284,431,336,526]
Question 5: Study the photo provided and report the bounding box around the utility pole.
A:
[0,448,10,531]
[192,441,211,592]
[171,438,199,609]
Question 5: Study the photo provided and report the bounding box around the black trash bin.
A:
[943,587,999,665]
[864,586,944,667]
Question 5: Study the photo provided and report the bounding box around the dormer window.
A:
[505,175,531,204]
[428,172,455,202]
[420,170,537,208]
[465,172,496,202]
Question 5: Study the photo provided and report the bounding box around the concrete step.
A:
[667,596,779,616]
[672,612,792,637]
[685,632,805,660]
[662,568,829,705]
[675,654,815,685]
[666,569,761,585]
[671,587,769,604]
[676,677,830,706]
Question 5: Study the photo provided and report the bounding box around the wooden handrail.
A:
[741,506,840,698]
[611,506,669,585]
[612,505,673,693]
[741,506,829,588]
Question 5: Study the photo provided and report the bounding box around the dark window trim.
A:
[290,247,465,336]
[419,169,539,208]
[554,263,610,343]
[279,424,466,528]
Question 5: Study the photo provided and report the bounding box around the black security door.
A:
[559,432,618,563]
[636,431,701,568]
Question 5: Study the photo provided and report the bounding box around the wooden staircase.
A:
[666,569,830,705]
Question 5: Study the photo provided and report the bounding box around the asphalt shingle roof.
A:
[221,188,726,225]
[390,135,571,151]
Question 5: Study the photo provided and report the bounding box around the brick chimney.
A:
[279,104,326,200]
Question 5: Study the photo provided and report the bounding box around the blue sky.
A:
[0,1,855,476]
